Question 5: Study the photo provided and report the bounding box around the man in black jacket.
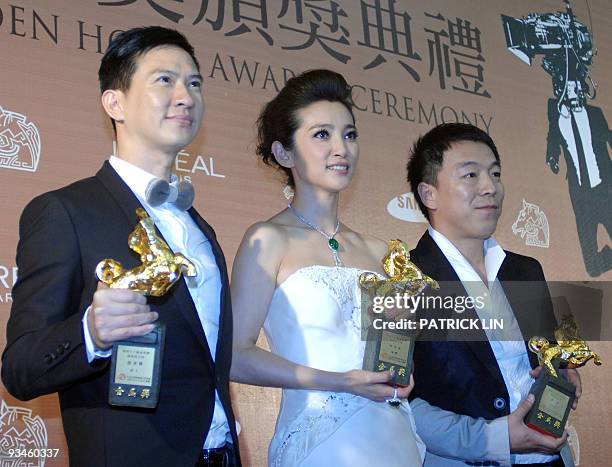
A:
[2,26,240,467]
[407,123,578,466]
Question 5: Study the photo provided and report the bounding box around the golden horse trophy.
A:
[525,314,602,437]
[97,208,197,409]
[359,240,438,393]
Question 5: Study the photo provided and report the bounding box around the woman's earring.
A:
[283,185,294,200]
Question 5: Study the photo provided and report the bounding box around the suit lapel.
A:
[413,232,505,382]
[96,161,143,225]
[95,162,215,368]
[187,207,231,365]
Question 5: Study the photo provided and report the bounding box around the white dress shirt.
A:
[429,226,558,464]
[558,105,602,188]
[82,156,231,448]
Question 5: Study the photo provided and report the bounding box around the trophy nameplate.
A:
[525,365,575,438]
[108,324,165,408]
[363,327,414,386]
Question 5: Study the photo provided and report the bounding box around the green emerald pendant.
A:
[328,238,339,251]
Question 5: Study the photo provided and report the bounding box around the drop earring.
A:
[283,185,294,200]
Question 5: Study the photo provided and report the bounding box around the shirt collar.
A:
[428,226,506,283]
[109,156,180,208]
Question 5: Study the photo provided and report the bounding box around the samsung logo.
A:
[387,193,427,223]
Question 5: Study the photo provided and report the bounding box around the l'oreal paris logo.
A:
[387,193,427,223]
[112,142,225,183]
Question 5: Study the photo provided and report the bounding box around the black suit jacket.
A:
[2,162,241,467]
[410,231,557,420]
[546,99,611,193]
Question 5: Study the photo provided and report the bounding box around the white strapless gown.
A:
[264,266,425,467]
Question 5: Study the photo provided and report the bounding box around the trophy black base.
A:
[363,326,414,387]
[108,324,165,409]
[525,368,575,438]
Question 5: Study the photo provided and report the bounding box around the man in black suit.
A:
[2,27,240,467]
[407,123,579,466]
[545,97,611,277]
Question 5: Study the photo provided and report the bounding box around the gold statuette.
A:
[528,315,602,378]
[96,208,196,296]
[359,239,439,296]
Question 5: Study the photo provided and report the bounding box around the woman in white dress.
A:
[231,70,425,467]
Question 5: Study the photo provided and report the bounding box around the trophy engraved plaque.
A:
[96,208,197,408]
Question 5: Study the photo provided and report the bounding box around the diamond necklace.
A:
[287,203,343,267]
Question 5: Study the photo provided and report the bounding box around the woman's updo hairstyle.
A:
[256,69,355,188]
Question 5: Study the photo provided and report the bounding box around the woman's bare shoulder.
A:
[343,227,389,263]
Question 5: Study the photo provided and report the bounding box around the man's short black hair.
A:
[406,123,501,220]
[98,26,199,130]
